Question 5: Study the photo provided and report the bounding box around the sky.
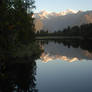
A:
[35,0,92,12]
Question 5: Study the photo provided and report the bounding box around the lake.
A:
[0,39,92,92]
[36,40,92,92]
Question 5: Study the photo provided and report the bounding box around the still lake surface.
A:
[36,40,92,92]
[0,39,92,92]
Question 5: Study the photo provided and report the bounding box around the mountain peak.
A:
[59,9,78,15]
[34,10,92,32]
[35,9,78,18]
[37,10,49,19]
[39,10,49,14]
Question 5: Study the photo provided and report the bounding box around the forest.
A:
[0,1,43,92]
[36,23,92,39]
[0,0,42,59]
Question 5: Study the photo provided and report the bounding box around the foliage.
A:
[62,23,92,37]
[0,1,42,91]
[0,0,37,58]
[36,23,92,38]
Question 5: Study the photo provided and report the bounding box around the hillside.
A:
[34,9,92,32]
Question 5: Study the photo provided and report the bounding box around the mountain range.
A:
[34,9,92,32]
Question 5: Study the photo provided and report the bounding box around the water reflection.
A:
[36,40,92,92]
[39,39,92,62]
[0,42,42,92]
[0,58,38,92]
[0,39,92,92]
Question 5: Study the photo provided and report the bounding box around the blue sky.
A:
[35,0,92,12]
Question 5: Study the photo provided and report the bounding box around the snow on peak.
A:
[38,10,49,19]
[59,9,78,15]
[34,9,78,19]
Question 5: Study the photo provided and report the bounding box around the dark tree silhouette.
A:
[0,57,39,92]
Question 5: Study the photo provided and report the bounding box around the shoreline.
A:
[35,36,92,40]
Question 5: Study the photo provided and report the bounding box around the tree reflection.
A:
[0,57,38,92]
[61,39,92,52]
[39,39,92,53]
[0,57,37,92]
[0,41,42,92]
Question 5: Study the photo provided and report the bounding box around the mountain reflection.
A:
[41,53,79,62]
[39,39,92,62]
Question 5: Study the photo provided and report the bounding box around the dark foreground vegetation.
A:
[0,1,42,92]
[36,23,92,39]
[0,0,42,59]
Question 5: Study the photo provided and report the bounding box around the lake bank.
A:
[35,36,92,40]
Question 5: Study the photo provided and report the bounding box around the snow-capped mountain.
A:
[34,9,92,32]
[35,9,78,19]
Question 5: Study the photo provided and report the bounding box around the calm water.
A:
[36,40,92,92]
[0,40,92,92]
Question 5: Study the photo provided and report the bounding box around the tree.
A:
[0,0,36,58]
